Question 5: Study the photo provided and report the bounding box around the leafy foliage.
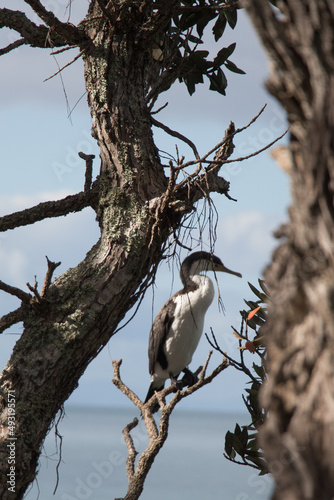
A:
[207,280,269,475]
[224,280,268,474]
[147,1,244,100]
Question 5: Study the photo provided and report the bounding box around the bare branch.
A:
[0,280,31,303]
[217,128,289,165]
[113,353,229,500]
[122,418,139,481]
[26,277,42,302]
[0,307,25,334]
[40,257,61,298]
[112,360,144,411]
[0,38,26,56]
[151,116,200,161]
[0,258,60,333]
[0,8,73,49]
[179,106,268,171]
[0,189,98,233]
[43,49,84,82]
[23,0,83,45]
[78,152,96,192]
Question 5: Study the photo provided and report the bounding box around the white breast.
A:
[162,275,215,377]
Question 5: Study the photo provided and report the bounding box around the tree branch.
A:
[0,189,98,233]
[113,353,229,500]
[43,49,85,82]
[0,6,84,52]
[0,307,25,334]
[0,38,26,56]
[151,116,200,161]
[0,281,31,303]
[0,257,61,333]
[40,257,61,298]
[78,152,96,192]
[0,9,66,49]
[23,0,83,45]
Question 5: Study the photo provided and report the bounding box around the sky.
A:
[0,2,290,413]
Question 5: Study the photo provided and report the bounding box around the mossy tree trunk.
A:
[245,1,334,499]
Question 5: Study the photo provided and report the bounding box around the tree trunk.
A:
[0,6,166,498]
[0,2,234,498]
[244,1,334,499]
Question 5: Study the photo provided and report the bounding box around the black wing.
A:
[148,298,176,375]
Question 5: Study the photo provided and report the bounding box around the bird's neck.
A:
[182,274,215,310]
[182,273,211,293]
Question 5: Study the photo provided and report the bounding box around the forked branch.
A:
[112,352,229,500]
[0,256,61,333]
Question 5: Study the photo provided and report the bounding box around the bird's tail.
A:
[144,381,165,410]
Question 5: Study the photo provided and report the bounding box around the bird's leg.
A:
[181,367,198,387]
[169,372,183,392]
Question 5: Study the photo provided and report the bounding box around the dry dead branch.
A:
[112,352,229,500]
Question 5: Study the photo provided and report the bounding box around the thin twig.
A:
[212,128,289,166]
[151,116,201,161]
[206,329,259,384]
[43,49,84,82]
[26,276,42,302]
[151,102,169,115]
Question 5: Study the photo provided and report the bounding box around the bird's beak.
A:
[219,264,242,278]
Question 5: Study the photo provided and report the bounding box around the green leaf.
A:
[224,7,238,29]
[240,426,249,447]
[213,43,236,68]
[209,68,227,95]
[183,73,196,95]
[246,454,268,472]
[192,50,210,67]
[247,282,266,302]
[224,59,246,75]
[179,12,202,30]
[232,433,246,458]
[225,430,234,456]
[212,13,227,41]
[258,279,270,297]
[234,423,242,436]
[196,12,216,38]
[252,363,265,380]
[187,34,204,44]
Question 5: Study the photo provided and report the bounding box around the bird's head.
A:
[181,251,242,282]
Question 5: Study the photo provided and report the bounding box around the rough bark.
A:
[244,1,334,499]
[0,2,236,498]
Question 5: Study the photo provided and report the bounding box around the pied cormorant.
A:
[144,251,242,411]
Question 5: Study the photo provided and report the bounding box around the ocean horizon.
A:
[23,405,273,500]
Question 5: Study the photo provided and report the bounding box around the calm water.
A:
[24,406,273,500]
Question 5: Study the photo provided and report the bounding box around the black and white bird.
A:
[144,251,242,411]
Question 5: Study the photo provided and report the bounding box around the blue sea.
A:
[24,406,273,500]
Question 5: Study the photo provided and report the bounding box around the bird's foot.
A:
[169,373,183,392]
[182,367,198,388]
